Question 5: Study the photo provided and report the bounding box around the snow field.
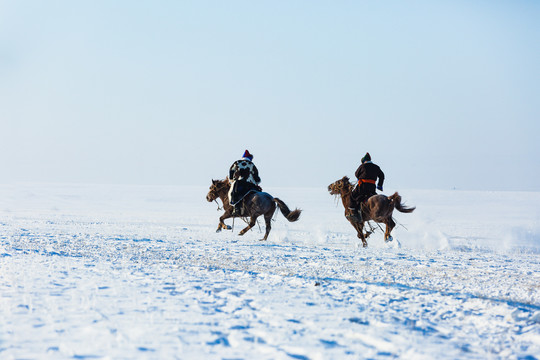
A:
[1,184,539,359]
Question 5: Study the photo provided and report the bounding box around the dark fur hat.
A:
[361,152,371,163]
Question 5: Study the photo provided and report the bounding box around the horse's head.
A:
[206,179,229,202]
[328,176,353,196]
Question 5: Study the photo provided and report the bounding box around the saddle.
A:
[231,186,261,216]
[231,181,261,203]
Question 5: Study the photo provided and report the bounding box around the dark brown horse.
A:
[206,178,301,241]
[328,176,415,247]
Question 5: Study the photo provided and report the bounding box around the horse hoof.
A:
[226,225,232,230]
[385,236,393,242]
[216,229,222,233]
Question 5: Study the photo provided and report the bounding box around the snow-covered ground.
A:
[1,183,539,359]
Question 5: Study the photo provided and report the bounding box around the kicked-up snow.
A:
[1,183,539,359]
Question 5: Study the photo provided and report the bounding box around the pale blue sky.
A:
[1,1,539,190]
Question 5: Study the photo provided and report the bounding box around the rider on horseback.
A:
[228,150,261,215]
[347,152,385,223]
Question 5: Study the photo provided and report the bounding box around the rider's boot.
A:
[346,207,362,223]
[357,209,363,223]
[232,203,242,216]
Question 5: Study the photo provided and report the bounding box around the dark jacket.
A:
[355,161,384,188]
[350,161,385,208]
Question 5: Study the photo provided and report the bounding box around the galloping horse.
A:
[206,178,301,241]
[328,176,415,247]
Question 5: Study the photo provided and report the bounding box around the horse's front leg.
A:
[217,212,233,232]
[347,218,367,247]
[239,216,257,236]
[357,222,368,247]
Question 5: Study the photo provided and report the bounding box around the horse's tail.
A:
[273,198,301,222]
[388,192,416,213]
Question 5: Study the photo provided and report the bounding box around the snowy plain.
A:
[1,182,539,359]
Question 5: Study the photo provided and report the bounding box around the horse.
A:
[328,176,415,247]
[206,178,301,241]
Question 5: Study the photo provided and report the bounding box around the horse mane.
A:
[341,176,355,194]
[213,178,230,187]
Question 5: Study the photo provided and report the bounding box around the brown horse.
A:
[328,176,415,247]
[206,178,301,241]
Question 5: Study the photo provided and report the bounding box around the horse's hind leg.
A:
[384,218,396,242]
[239,217,257,236]
[260,212,273,241]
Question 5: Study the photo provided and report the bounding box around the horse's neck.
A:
[341,190,351,208]
[219,187,230,206]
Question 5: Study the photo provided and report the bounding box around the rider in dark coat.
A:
[347,152,385,222]
[228,150,261,215]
